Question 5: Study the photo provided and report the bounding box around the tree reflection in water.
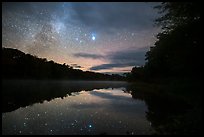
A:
[2,80,202,135]
[2,80,128,113]
[125,84,202,135]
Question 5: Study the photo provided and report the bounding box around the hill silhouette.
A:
[2,47,124,81]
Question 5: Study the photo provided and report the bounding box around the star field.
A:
[2,2,160,73]
[2,88,153,135]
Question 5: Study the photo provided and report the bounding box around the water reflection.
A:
[2,80,129,113]
[2,81,154,135]
[125,84,201,135]
[2,80,200,135]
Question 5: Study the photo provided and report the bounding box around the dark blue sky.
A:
[2,2,161,73]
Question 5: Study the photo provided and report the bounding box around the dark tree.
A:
[2,48,125,81]
[144,2,202,79]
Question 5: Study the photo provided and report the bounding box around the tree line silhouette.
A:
[127,2,202,83]
[125,3,202,135]
[2,48,124,81]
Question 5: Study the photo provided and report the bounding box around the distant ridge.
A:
[2,47,124,81]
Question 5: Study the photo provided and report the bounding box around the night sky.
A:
[2,2,160,74]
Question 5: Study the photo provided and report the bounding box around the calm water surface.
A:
[2,80,154,135]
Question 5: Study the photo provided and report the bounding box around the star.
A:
[92,36,95,41]
[88,124,92,128]
[132,33,135,36]
[25,117,29,120]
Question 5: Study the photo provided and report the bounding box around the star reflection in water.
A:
[2,87,153,135]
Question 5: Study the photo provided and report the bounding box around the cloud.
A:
[90,63,135,71]
[70,2,159,34]
[93,48,147,70]
[74,47,148,71]
[108,48,147,64]
[73,53,104,59]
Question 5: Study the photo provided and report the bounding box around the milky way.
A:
[2,2,160,74]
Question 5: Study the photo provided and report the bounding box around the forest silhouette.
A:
[2,47,124,81]
[126,2,202,83]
